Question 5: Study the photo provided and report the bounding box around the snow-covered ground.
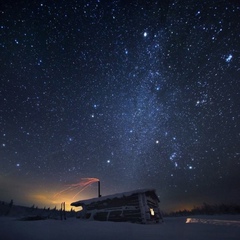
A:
[1,215,240,240]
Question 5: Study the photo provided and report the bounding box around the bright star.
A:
[225,54,232,62]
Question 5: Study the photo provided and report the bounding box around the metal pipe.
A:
[98,181,101,197]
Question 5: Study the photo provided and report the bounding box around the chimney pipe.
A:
[98,181,101,197]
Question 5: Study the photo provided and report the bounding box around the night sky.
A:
[1,0,240,212]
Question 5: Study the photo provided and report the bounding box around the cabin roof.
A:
[71,188,159,207]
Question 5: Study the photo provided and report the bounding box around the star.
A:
[225,54,233,63]
[170,152,177,161]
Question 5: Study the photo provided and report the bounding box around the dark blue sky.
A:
[0,0,239,211]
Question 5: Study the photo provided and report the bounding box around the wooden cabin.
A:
[71,189,163,224]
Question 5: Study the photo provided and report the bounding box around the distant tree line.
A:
[0,199,76,219]
[163,203,240,217]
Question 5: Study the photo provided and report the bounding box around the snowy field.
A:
[1,215,240,240]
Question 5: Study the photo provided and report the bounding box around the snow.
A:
[1,215,240,240]
[71,188,158,206]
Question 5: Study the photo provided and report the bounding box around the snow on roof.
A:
[71,188,159,207]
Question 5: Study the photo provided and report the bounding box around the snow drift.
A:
[0,215,240,240]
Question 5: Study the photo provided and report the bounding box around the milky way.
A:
[0,0,239,211]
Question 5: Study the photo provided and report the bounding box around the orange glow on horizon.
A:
[30,191,87,211]
[28,178,100,211]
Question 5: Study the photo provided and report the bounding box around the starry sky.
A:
[1,0,240,212]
